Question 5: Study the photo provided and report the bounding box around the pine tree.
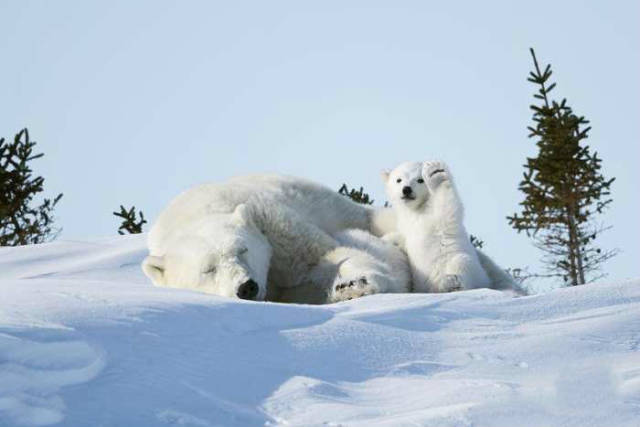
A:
[0,128,63,246]
[507,49,617,286]
[114,205,146,234]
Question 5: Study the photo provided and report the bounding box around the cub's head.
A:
[142,204,272,301]
[381,161,430,210]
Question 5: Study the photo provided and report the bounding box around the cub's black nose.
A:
[402,186,413,196]
[237,279,259,300]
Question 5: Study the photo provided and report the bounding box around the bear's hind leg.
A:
[442,252,490,292]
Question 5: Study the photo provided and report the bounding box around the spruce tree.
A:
[114,205,146,234]
[469,234,484,249]
[507,49,617,286]
[0,128,63,246]
[338,184,374,205]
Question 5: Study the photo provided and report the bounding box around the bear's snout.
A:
[237,279,259,300]
[402,186,413,196]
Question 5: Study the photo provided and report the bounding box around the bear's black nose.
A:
[402,186,413,196]
[237,279,259,300]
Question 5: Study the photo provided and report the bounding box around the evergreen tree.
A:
[469,234,484,249]
[507,49,617,286]
[0,128,62,246]
[338,184,374,205]
[114,205,146,234]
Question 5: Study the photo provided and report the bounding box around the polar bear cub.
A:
[382,161,491,293]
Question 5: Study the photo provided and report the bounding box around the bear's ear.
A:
[380,169,390,183]
[232,204,254,227]
[142,255,165,284]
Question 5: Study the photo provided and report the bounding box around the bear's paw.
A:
[422,161,450,190]
[329,276,378,303]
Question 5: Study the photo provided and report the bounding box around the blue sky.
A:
[1,1,638,290]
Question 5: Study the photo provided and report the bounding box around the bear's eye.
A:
[203,266,216,275]
[238,247,248,255]
[417,178,425,184]
[396,178,402,183]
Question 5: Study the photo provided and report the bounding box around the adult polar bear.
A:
[142,174,409,304]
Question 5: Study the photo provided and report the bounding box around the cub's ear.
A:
[380,169,390,183]
[232,204,254,227]
[142,255,165,284]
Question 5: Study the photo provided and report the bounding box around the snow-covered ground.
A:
[1,235,638,427]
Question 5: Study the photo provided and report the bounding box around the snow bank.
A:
[1,235,638,426]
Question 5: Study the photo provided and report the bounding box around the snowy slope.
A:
[0,235,639,427]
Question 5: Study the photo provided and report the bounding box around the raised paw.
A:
[330,275,378,303]
[422,161,449,190]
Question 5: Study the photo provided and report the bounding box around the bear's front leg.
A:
[422,160,450,191]
[422,160,465,226]
[313,247,389,303]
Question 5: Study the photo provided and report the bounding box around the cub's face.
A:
[142,205,272,301]
[382,161,430,209]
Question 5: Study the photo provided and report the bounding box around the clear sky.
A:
[1,0,638,291]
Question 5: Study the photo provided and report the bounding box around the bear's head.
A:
[142,204,272,300]
[381,161,430,210]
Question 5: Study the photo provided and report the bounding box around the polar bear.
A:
[142,174,407,303]
[382,161,522,294]
[327,229,411,303]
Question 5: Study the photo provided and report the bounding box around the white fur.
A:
[476,249,526,295]
[383,161,496,293]
[326,229,411,302]
[143,174,405,303]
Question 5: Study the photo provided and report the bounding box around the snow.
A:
[1,235,639,426]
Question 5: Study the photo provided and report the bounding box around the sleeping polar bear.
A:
[142,174,409,304]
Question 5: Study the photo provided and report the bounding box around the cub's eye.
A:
[396,178,402,183]
[417,178,425,184]
[238,247,248,255]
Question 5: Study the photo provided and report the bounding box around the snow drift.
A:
[0,235,638,426]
